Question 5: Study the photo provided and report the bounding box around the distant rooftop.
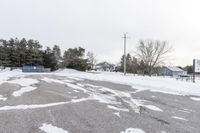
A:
[166,66,185,72]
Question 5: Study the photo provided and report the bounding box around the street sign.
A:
[193,59,200,73]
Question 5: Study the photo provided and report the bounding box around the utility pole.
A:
[123,33,129,75]
[193,59,196,83]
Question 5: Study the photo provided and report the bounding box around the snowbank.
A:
[0,70,22,85]
[54,69,200,97]
[1,68,200,97]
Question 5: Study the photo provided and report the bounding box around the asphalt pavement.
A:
[0,74,199,133]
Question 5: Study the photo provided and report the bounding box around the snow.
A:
[144,105,163,112]
[68,77,83,81]
[12,86,37,97]
[172,116,188,121]
[41,77,87,92]
[85,84,100,88]
[1,69,200,97]
[0,71,22,85]
[41,77,65,84]
[54,69,200,97]
[0,95,7,101]
[91,93,119,104]
[107,105,129,112]
[1,69,200,114]
[7,78,39,97]
[39,123,69,133]
[178,109,190,113]
[73,90,80,92]
[113,112,120,117]
[42,71,174,114]
[7,78,39,86]
[190,97,200,101]
[65,82,87,93]
[121,128,146,133]
[63,79,74,83]
[0,97,89,111]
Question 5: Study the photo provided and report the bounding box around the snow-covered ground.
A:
[0,68,200,132]
[54,69,200,97]
[1,68,200,97]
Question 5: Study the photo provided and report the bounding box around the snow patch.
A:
[0,97,89,111]
[172,116,188,121]
[144,105,163,112]
[190,97,200,101]
[62,79,74,83]
[39,123,69,133]
[91,93,120,105]
[65,83,87,93]
[123,99,143,114]
[68,77,83,81]
[113,112,120,117]
[12,86,37,97]
[7,78,39,86]
[73,90,79,93]
[121,128,146,133]
[107,105,129,112]
[41,77,87,93]
[178,109,190,113]
[85,84,100,88]
[42,77,65,84]
[8,78,39,97]
[55,69,200,97]
[0,95,7,101]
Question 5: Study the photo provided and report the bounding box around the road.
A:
[0,74,199,133]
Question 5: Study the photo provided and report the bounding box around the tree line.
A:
[0,38,95,71]
[119,39,172,76]
[0,38,191,75]
[118,39,194,76]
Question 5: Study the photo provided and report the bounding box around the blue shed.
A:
[22,65,44,72]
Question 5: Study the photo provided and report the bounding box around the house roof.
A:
[96,62,115,67]
[166,66,185,72]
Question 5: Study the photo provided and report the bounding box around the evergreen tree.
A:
[43,47,57,71]
[63,47,88,71]
[120,53,138,73]
[53,45,61,69]
[184,65,193,74]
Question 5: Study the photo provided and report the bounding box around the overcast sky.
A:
[0,0,200,66]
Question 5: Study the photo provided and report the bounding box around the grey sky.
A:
[0,0,199,66]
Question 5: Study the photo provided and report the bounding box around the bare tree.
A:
[136,39,172,76]
[87,52,97,70]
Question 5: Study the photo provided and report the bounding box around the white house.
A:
[159,66,187,77]
[95,62,115,71]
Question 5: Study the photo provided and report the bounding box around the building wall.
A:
[159,67,172,76]
[22,65,44,72]
[159,67,187,77]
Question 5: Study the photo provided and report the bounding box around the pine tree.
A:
[63,47,88,71]
[43,47,57,71]
[53,45,61,69]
